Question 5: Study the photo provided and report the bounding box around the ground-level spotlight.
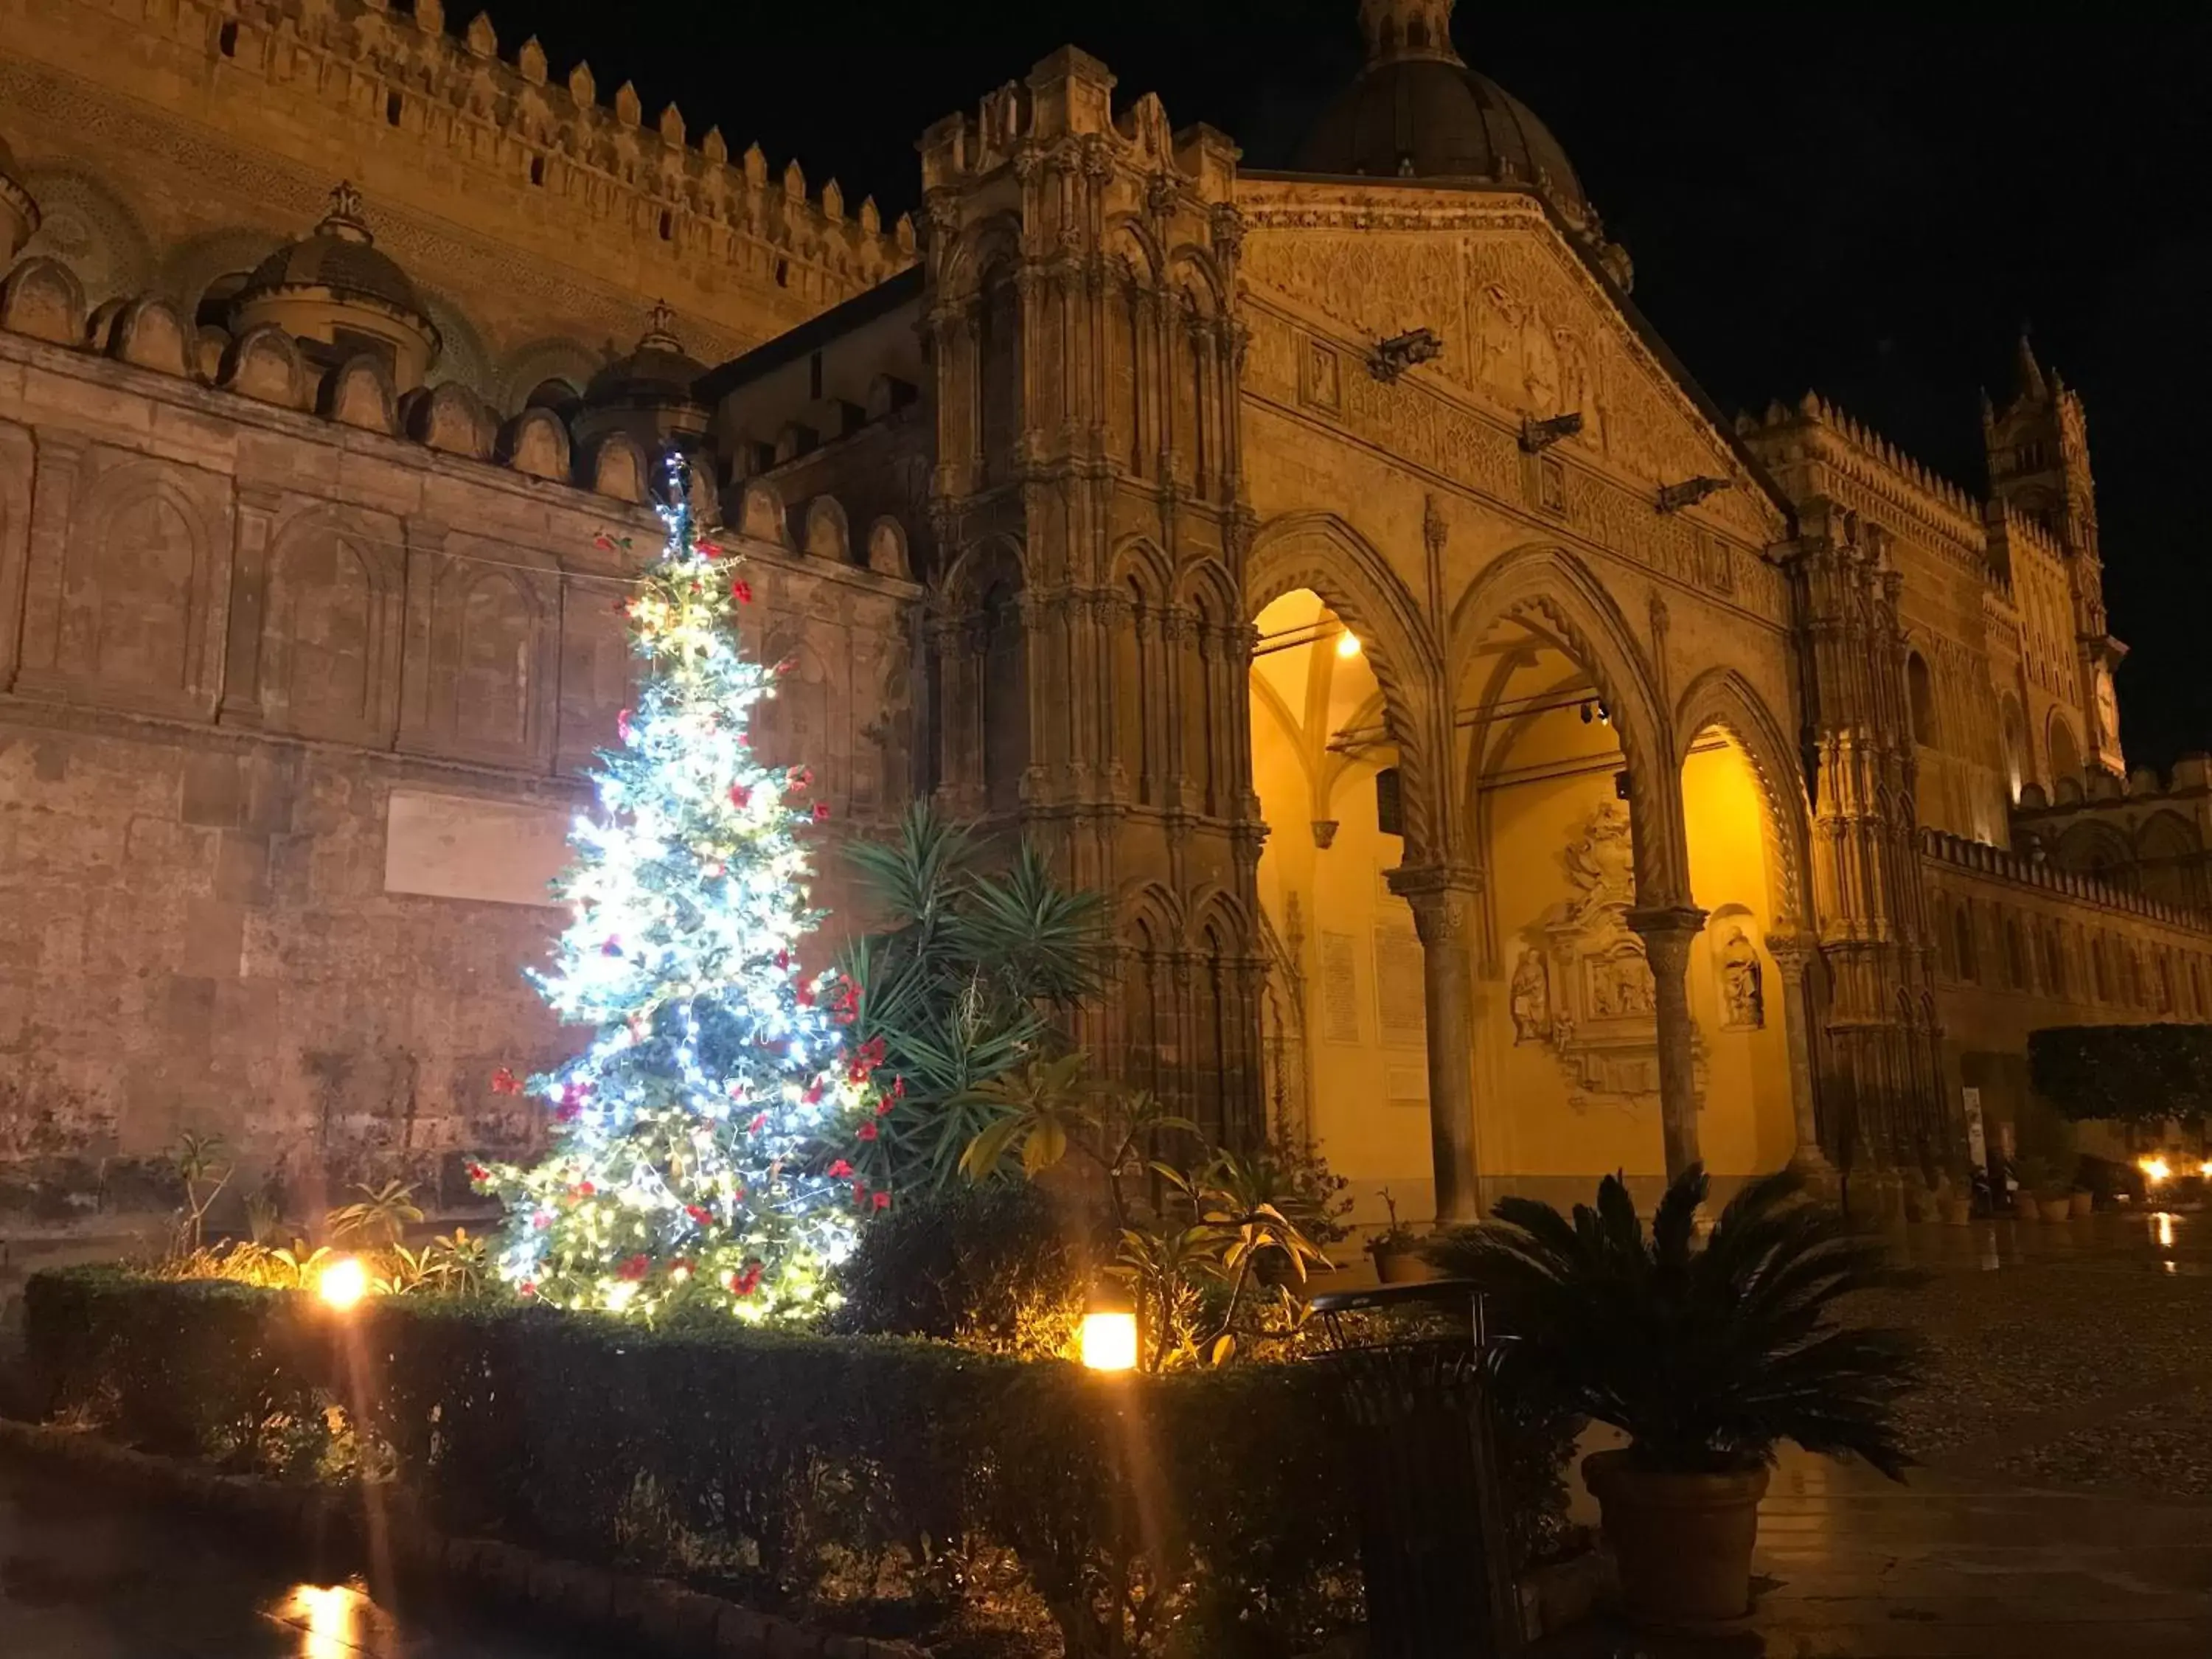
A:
[2140,1155,2171,1185]
[1079,1281,1138,1374]
[316,1255,369,1312]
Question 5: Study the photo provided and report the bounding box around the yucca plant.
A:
[1428,1164,1921,1477]
[840,804,1106,1193]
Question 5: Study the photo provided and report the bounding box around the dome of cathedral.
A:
[572,303,714,463]
[1295,1,1593,234]
[584,302,709,406]
[229,182,442,389]
[236,182,432,322]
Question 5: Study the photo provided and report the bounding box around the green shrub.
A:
[24,1267,1585,1655]
[23,1267,1361,1655]
[831,1182,1088,1360]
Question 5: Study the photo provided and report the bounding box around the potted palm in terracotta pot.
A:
[1364,1186,1434,1283]
[1430,1164,1919,1630]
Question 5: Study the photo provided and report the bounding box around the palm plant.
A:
[325,1180,424,1248]
[841,804,1105,1192]
[1427,1164,1921,1477]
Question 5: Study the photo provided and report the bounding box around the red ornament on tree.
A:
[491,1068,523,1096]
[857,1121,880,1142]
[733,577,754,605]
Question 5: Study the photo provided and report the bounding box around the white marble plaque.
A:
[384,790,571,908]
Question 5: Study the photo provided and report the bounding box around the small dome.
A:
[585,302,709,406]
[237,182,431,321]
[1295,1,1593,234]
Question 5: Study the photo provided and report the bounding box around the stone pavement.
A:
[1546,1206,2212,1657]
[0,1455,582,1658]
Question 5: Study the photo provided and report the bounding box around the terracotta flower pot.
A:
[1373,1247,1436,1284]
[1941,1196,1974,1225]
[2039,1195,2073,1224]
[2014,1192,2042,1221]
[2069,1189,2094,1219]
[1584,1450,1770,1628]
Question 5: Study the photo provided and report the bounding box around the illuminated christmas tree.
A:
[473,453,888,1322]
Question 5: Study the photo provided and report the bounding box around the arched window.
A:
[2047,712,2083,786]
[2003,914,2028,990]
[1906,652,1938,747]
[1952,904,1978,983]
[2092,936,2110,1001]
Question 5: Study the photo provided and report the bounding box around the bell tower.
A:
[917,52,1266,1146]
[1983,335,2124,775]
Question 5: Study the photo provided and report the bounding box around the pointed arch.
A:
[1674,667,1813,927]
[1248,510,1444,860]
[1449,545,1680,898]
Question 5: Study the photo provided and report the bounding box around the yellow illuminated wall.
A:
[1251,601,1798,1218]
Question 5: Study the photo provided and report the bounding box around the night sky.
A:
[483,1,2211,766]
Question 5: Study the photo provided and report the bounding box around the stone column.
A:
[1764,931,1833,1183]
[1388,865,1484,1225]
[1628,903,1708,1183]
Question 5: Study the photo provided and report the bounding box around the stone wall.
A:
[0,0,912,406]
[0,288,919,1223]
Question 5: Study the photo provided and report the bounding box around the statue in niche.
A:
[1719,927,1764,1030]
[1510,947,1551,1043]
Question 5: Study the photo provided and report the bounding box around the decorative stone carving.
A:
[866,517,911,579]
[588,432,647,502]
[1517,800,1706,1108]
[740,480,787,546]
[1509,946,1550,1043]
[219,323,307,407]
[320,354,397,432]
[403,382,493,458]
[0,255,86,345]
[495,407,571,480]
[1717,925,1765,1031]
[804,496,850,562]
[106,295,191,377]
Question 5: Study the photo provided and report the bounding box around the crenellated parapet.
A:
[0,0,916,362]
[1738,392,1985,572]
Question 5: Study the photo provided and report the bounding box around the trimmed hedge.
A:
[22,1267,1363,1656]
[2028,1023,2212,1125]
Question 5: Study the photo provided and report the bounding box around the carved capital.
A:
[1625,903,1708,970]
[1388,863,1484,948]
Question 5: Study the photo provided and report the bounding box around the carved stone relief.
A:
[1514,799,1705,1109]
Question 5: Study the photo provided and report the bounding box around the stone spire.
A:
[2012,332,2048,403]
[1357,0,1463,66]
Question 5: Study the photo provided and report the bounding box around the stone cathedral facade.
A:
[2,0,2206,1222]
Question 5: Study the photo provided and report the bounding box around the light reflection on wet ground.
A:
[0,1458,580,1658]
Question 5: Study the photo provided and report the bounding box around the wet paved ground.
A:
[0,1457,580,1658]
[2,1208,2207,1656]
[1551,1206,2212,1656]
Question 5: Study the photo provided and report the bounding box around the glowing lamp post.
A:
[316,1255,369,1312]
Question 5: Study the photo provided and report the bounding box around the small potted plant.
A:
[1364,1187,1433,1284]
[1430,1165,1919,1630]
